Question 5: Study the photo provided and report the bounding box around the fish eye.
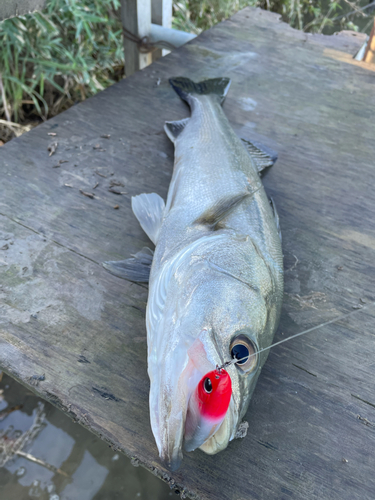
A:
[231,344,249,365]
[230,334,258,373]
[203,377,212,393]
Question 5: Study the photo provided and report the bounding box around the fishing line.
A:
[218,301,375,370]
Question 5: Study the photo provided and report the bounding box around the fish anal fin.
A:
[103,247,153,283]
[164,118,189,143]
[132,193,165,244]
[241,138,278,176]
[195,193,250,230]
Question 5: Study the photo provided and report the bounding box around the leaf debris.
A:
[108,187,127,195]
[79,189,95,199]
[357,414,374,427]
[53,159,69,168]
[109,179,124,187]
[48,142,58,156]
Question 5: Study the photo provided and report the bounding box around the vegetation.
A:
[0,0,123,141]
[0,0,373,141]
[173,0,374,34]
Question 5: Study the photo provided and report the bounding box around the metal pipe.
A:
[354,36,369,61]
[150,24,196,49]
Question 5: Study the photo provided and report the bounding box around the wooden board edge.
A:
[323,47,375,72]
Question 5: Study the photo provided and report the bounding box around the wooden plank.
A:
[0,0,46,21]
[323,48,375,72]
[1,7,375,500]
[121,0,152,76]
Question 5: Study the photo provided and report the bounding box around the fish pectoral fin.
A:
[132,193,165,244]
[164,118,189,143]
[195,193,250,229]
[103,247,153,282]
[269,197,282,243]
[240,138,278,176]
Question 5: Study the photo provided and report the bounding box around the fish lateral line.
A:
[219,302,375,369]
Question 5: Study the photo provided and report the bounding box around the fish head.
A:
[148,255,277,469]
[148,321,265,469]
[148,326,228,470]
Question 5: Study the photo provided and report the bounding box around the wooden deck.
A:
[1,8,375,499]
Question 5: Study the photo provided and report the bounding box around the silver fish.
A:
[104,77,284,470]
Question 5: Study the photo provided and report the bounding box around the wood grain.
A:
[0,7,375,499]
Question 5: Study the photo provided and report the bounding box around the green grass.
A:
[172,0,373,34]
[0,0,373,141]
[0,0,123,126]
[172,0,257,33]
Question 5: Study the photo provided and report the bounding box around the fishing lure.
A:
[185,368,232,452]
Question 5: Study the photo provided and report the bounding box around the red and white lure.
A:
[184,368,232,452]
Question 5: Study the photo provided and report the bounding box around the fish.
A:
[103,77,284,470]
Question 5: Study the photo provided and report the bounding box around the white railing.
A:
[1,0,196,76]
[120,0,196,76]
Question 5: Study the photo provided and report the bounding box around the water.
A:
[0,374,174,500]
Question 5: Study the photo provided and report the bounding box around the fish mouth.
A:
[196,398,237,454]
[150,331,233,470]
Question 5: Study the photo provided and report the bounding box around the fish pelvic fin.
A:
[169,77,231,106]
[103,247,153,282]
[132,193,165,244]
[240,138,278,176]
[269,197,282,243]
[164,118,189,144]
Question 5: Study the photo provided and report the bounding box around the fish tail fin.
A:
[169,77,231,106]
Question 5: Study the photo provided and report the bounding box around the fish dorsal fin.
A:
[164,118,189,143]
[132,193,165,244]
[241,138,278,176]
[195,193,250,229]
[103,247,153,282]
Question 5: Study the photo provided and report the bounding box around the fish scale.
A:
[165,98,258,225]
